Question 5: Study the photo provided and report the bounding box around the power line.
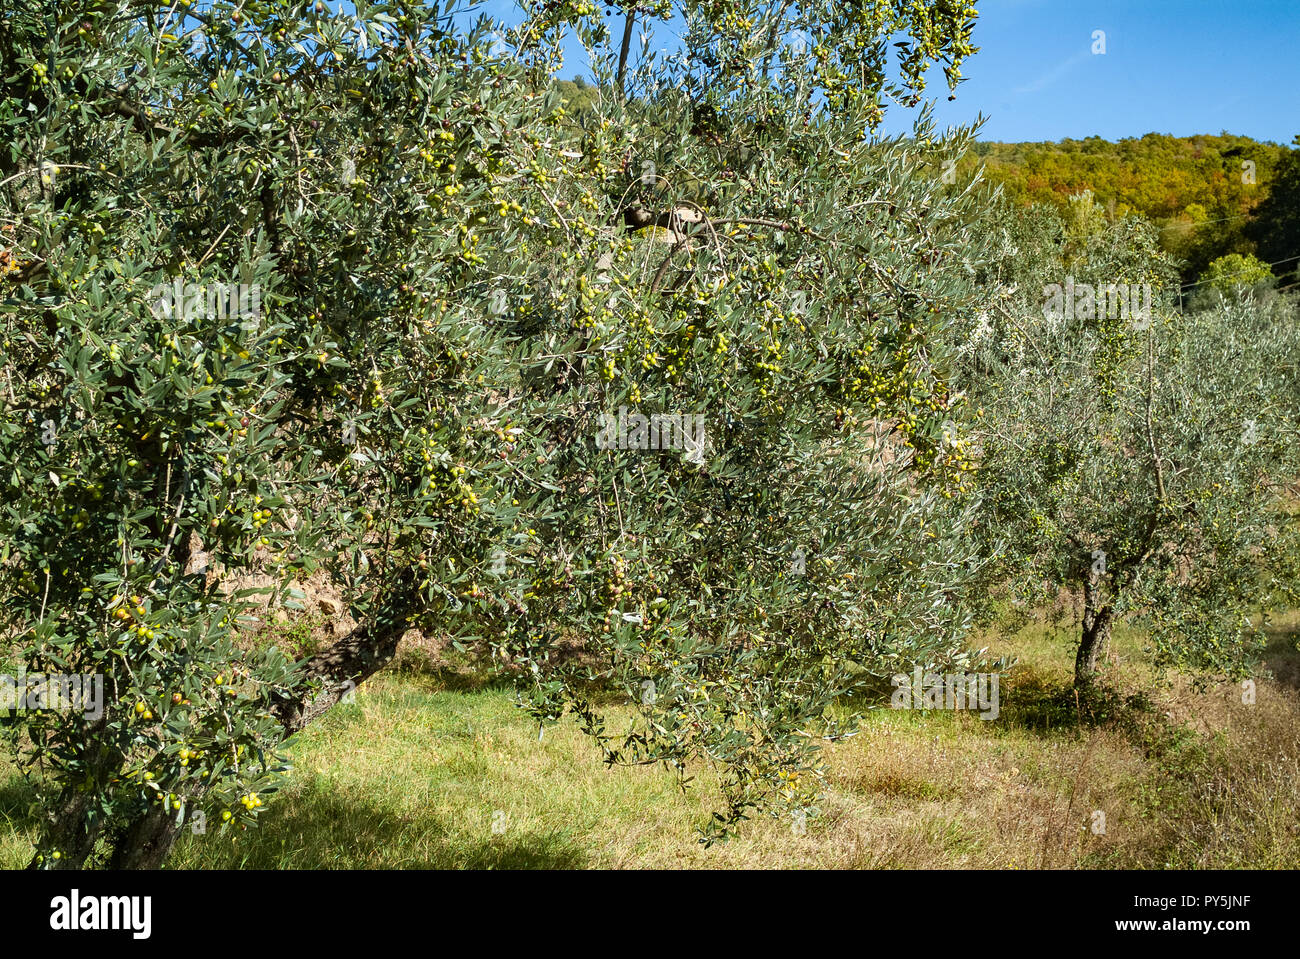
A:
[1181,253,1300,290]
[1157,212,1254,232]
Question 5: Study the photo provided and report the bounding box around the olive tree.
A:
[961,198,1300,688]
[1,0,990,868]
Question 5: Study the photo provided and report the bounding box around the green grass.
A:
[2,611,1298,869]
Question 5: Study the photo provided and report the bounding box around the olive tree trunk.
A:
[26,716,122,869]
[32,598,415,870]
[1075,577,1113,687]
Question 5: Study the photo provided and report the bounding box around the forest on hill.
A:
[968,134,1299,286]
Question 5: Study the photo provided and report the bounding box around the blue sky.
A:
[884,0,1300,144]
[471,0,1299,145]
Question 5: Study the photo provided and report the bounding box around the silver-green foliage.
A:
[964,199,1300,682]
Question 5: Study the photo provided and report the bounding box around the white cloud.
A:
[1013,49,1090,95]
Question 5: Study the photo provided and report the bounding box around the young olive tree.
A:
[962,198,1300,688]
[1,0,989,867]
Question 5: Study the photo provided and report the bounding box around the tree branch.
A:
[616,10,637,101]
[273,579,418,735]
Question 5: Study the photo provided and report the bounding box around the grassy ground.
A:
[2,611,1298,869]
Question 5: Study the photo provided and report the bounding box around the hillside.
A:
[962,134,1300,283]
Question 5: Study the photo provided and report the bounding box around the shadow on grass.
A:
[169,780,590,870]
[391,659,518,694]
[0,774,37,829]
[385,664,632,714]
[1260,620,1300,692]
[846,664,1156,739]
[2,760,588,870]
[980,665,1158,739]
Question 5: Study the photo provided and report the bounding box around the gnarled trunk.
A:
[1075,577,1113,687]
[82,604,415,869]
[109,806,183,869]
[26,716,121,870]
[27,790,100,869]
